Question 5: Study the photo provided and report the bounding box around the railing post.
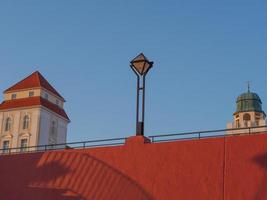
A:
[45,145,47,151]
[83,142,86,148]
[198,132,201,139]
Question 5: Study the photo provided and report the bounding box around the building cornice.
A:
[0,97,70,122]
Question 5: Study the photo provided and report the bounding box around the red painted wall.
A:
[0,134,267,200]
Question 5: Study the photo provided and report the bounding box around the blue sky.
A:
[0,1,266,142]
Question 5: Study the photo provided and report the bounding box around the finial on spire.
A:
[246,81,251,92]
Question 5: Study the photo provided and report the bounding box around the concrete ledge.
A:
[125,135,151,146]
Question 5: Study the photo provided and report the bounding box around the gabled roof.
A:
[4,71,65,101]
[0,97,69,121]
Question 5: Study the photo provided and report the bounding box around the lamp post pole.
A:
[130,53,153,136]
[132,70,146,135]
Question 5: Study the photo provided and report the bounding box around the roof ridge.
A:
[4,71,39,93]
[35,71,42,87]
[4,71,65,101]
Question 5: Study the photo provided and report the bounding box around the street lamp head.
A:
[130,53,153,76]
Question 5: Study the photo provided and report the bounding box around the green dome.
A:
[236,91,263,113]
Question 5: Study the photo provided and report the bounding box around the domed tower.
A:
[227,88,267,134]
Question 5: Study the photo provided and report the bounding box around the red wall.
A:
[1,134,267,200]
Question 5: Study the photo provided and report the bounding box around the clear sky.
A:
[0,1,266,142]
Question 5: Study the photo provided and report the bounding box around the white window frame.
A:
[11,94,17,100]
[23,115,30,130]
[2,140,10,153]
[20,138,28,152]
[29,91,34,97]
[49,121,58,145]
[5,117,12,132]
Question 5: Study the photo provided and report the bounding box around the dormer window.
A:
[29,91,34,97]
[11,94,17,100]
[56,100,59,106]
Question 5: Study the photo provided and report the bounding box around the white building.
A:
[227,89,267,134]
[0,71,70,153]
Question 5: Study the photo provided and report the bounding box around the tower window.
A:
[243,113,251,128]
[29,91,34,97]
[44,93,49,100]
[2,141,10,153]
[20,139,28,152]
[243,113,251,121]
[5,117,12,132]
[23,115,30,129]
[256,120,259,126]
[11,94,17,100]
[236,120,240,128]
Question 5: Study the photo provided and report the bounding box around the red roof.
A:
[4,71,64,100]
[0,97,69,121]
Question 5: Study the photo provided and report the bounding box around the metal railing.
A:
[0,137,126,155]
[1,126,267,155]
[148,125,267,143]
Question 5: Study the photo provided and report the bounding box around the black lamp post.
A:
[130,53,154,136]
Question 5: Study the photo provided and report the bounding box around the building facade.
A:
[0,71,69,153]
[227,89,267,134]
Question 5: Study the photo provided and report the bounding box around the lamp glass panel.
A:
[142,61,151,74]
[132,61,145,75]
[132,53,146,62]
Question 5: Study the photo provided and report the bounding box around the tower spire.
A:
[246,81,251,92]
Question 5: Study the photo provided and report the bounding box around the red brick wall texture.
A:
[1,134,267,200]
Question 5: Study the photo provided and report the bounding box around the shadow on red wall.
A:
[0,151,153,200]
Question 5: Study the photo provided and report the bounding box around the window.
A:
[49,121,57,145]
[236,120,240,128]
[256,120,259,126]
[29,91,34,97]
[2,141,10,153]
[51,121,56,135]
[20,139,28,152]
[44,93,49,100]
[11,94,17,100]
[23,115,30,129]
[243,113,251,128]
[56,100,59,106]
[5,117,12,132]
[243,113,251,121]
